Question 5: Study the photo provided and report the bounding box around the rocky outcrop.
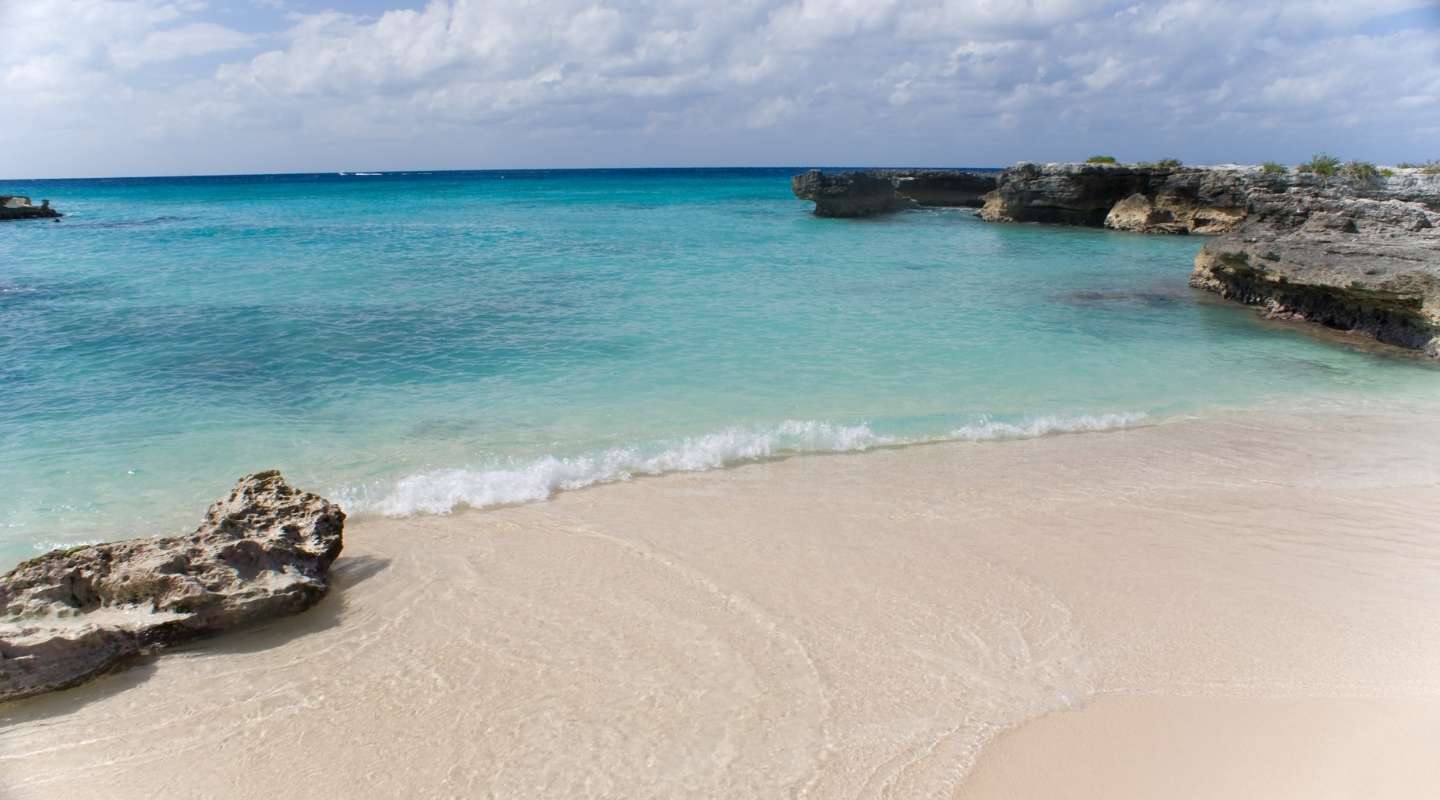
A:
[0,471,345,702]
[1104,193,1191,235]
[791,169,998,217]
[881,170,998,208]
[980,162,1163,226]
[792,170,910,217]
[980,163,1440,234]
[791,160,1440,356]
[979,162,1261,231]
[1190,194,1440,358]
[0,195,60,221]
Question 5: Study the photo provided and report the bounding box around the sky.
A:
[1,0,1438,178]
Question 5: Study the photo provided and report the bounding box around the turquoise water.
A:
[2,169,1437,565]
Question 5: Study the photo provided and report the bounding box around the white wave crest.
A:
[948,412,1147,441]
[335,414,1146,518]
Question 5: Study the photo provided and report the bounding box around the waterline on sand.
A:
[333,412,1149,517]
[8,407,1440,799]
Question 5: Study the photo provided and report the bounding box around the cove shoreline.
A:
[795,162,1440,359]
[6,403,1440,798]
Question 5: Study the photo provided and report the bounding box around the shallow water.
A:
[2,168,1437,563]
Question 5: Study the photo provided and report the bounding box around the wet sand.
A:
[4,407,1440,798]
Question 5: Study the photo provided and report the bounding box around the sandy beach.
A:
[5,405,1440,798]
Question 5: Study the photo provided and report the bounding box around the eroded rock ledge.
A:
[791,169,998,217]
[1191,195,1440,358]
[981,162,1440,234]
[0,471,345,702]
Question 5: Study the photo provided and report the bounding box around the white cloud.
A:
[0,0,1437,177]
[110,22,256,69]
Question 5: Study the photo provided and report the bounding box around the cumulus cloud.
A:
[0,0,1436,177]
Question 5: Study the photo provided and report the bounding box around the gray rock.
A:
[791,169,997,217]
[791,170,910,217]
[0,471,345,702]
[1190,196,1440,358]
[881,170,998,208]
[979,162,1440,233]
[980,162,1164,226]
[0,195,61,221]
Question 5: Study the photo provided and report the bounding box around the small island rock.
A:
[791,169,998,217]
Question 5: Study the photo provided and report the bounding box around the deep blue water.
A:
[2,168,1436,565]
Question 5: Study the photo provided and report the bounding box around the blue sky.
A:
[1,0,1437,178]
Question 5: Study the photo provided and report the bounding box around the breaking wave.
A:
[335,413,1148,518]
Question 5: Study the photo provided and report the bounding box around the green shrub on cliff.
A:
[1260,162,1288,175]
[1297,154,1341,177]
[1400,161,1440,175]
[1340,160,1379,184]
[1135,158,1182,169]
[1085,155,1118,164]
[1380,168,1395,178]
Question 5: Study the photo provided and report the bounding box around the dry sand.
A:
[4,407,1440,798]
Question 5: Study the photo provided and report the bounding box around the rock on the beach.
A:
[1190,195,1440,358]
[0,471,345,702]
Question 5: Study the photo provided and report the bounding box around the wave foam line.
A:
[336,413,1146,518]
[948,412,1146,441]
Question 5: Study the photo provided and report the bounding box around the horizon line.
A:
[3,164,1014,183]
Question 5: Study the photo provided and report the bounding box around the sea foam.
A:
[335,413,1147,518]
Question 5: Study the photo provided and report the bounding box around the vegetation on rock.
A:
[1340,160,1380,184]
[1297,154,1341,177]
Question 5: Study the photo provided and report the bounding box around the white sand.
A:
[4,407,1440,798]
[962,694,1440,799]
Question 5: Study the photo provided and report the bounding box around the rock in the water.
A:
[791,169,912,217]
[980,162,1440,234]
[0,471,345,702]
[0,195,61,221]
[1190,195,1440,358]
[882,170,998,208]
[980,162,1161,226]
[791,169,998,217]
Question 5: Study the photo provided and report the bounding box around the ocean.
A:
[2,168,1437,566]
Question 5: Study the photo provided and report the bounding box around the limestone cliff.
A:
[981,162,1440,234]
[1190,193,1440,358]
